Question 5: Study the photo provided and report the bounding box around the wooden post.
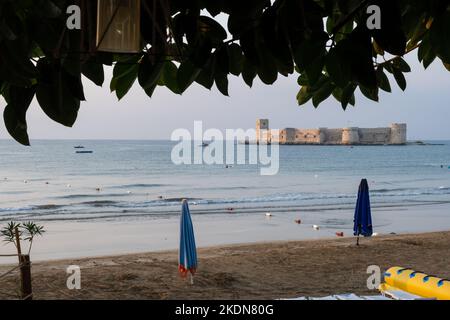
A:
[14,227,33,300]
[14,227,22,263]
[19,254,33,300]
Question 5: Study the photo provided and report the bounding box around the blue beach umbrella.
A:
[179,199,198,283]
[353,179,373,246]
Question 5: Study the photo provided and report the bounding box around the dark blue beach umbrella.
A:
[353,179,373,245]
[179,200,198,282]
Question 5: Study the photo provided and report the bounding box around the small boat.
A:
[76,150,93,154]
[74,146,85,149]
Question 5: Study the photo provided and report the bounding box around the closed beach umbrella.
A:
[353,179,373,245]
[179,199,198,283]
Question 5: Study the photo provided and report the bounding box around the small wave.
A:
[57,193,127,200]
[111,183,166,189]
[34,204,65,210]
[79,200,118,207]
[0,191,32,195]
[371,188,411,193]
[0,206,34,213]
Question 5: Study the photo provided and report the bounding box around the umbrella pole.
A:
[190,273,194,285]
[356,235,360,246]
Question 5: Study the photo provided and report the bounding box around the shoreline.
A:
[1,231,449,299]
[2,200,450,265]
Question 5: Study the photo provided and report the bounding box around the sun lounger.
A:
[379,283,435,300]
[283,294,391,300]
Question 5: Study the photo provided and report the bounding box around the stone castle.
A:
[256,119,407,145]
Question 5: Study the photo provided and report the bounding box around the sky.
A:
[1,54,449,141]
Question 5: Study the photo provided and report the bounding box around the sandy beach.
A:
[1,231,449,300]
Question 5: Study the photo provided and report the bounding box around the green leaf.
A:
[429,13,450,63]
[293,39,323,71]
[257,50,278,85]
[177,61,201,93]
[392,58,411,73]
[82,60,105,86]
[312,80,334,108]
[341,83,357,110]
[215,73,229,96]
[36,58,80,127]
[138,57,164,90]
[3,86,35,145]
[198,16,227,46]
[242,59,257,87]
[376,68,391,93]
[158,61,181,94]
[114,66,138,100]
[418,34,437,69]
[393,68,407,91]
[297,86,312,106]
[112,58,139,100]
[228,43,244,76]
[347,29,377,89]
[297,73,309,86]
[326,45,351,88]
[360,85,379,102]
[195,59,215,90]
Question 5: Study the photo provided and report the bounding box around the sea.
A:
[1,140,449,223]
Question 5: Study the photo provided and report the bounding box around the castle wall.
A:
[322,129,343,144]
[292,129,321,144]
[359,128,391,144]
[255,120,407,145]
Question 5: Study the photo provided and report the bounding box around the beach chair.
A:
[379,283,435,300]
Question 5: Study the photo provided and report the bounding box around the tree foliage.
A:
[1,0,450,145]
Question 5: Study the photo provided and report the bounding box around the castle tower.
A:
[256,119,269,144]
[390,123,407,145]
[342,127,360,145]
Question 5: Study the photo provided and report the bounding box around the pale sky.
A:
[1,55,449,141]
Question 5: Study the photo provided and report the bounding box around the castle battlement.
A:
[256,119,407,145]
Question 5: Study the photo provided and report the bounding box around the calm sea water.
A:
[0,140,449,222]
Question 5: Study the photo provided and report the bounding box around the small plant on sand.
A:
[1,221,45,256]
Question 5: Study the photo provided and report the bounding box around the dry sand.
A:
[1,231,449,300]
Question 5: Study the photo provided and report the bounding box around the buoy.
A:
[335,232,344,237]
[313,225,320,230]
[294,219,302,224]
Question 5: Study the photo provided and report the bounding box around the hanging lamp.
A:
[96,0,141,53]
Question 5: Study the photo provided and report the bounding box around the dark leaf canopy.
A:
[1,0,450,144]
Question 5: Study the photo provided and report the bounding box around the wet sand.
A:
[1,231,449,300]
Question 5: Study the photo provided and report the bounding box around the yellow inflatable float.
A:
[381,267,450,300]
